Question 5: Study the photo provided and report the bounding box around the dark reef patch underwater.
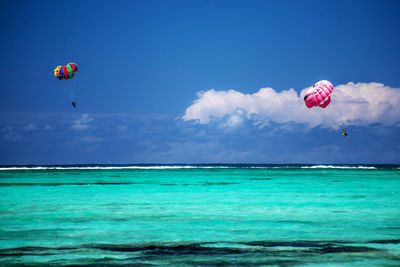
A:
[1,239,399,266]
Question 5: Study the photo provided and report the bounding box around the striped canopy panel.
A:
[303,80,334,109]
[54,63,78,80]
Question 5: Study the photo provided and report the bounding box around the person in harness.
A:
[341,128,348,138]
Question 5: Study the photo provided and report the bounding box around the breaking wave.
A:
[302,165,377,169]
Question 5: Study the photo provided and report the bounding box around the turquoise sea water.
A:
[0,164,399,266]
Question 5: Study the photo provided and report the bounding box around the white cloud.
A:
[0,126,23,141]
[183,82,400,129]
[80,136,103,143]
[221,109,245,128]
[25,123,37,131]
[72,114,93,130]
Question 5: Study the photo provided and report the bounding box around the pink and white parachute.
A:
[304,80,334,108]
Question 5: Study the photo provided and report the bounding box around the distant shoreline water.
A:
[0,163,399,170]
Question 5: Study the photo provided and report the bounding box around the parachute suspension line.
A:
[61,79,76,102]
[322,104,338,130]
[61,82,73,101]
[333,100,347,130]
[69,73,77,101]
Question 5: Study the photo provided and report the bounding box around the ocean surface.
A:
[0,164,399,266]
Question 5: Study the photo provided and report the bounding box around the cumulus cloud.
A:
[72,114,93,130]
[183,82,400,129]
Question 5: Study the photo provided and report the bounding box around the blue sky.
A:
[1,0,400,164]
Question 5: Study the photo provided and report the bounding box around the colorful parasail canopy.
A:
[54,63,78,80]
[303,80,334,108]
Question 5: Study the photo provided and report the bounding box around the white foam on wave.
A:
[302,165,376,169]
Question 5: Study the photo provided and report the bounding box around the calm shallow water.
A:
[0,164,399,266]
